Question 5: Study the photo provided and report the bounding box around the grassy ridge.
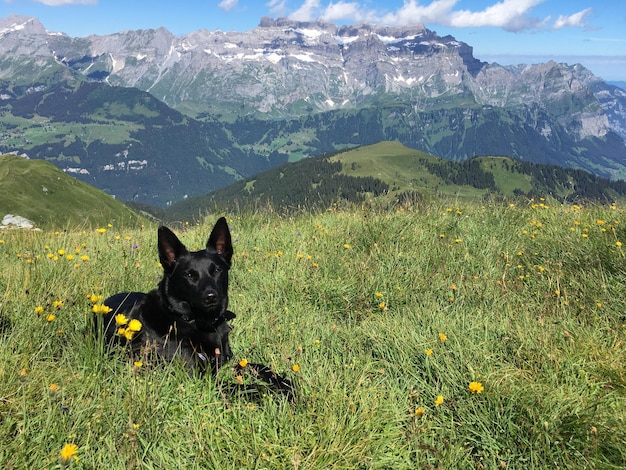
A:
[169,141,626,224]
[0,200,625,468]
[334,142,626,200]
[0,154,147,229]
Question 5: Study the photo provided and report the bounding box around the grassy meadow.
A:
[1,198,625,468]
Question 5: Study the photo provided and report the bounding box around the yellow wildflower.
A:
[92,304,112,315]
[127,319,142,332]
[469,381,484,394]
[59,443,78,464]
[238,358,248,368]
[115,314,129,326]
[435,395,444,407]
[123,329,136,341]
[415,407,425,417]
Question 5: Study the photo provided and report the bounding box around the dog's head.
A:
[157,217,233,330]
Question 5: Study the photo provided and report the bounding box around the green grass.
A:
[477,157,534,196]
[330,141,454,200]
[330,142,539,200]
[1,198,625,468]
[0,154,147,229]
[0,118,140,149]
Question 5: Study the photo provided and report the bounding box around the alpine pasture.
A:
[1,199,625,468]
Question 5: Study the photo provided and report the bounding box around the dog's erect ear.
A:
[158,226,188,272]
[207,217,233,263]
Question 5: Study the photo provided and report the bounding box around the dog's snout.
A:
[203,291,219,306]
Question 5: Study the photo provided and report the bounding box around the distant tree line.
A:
[419,158,497,190]
[508,160,626,202]
[185,156,389,214]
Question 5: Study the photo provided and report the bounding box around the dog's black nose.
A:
[203,292,219,307]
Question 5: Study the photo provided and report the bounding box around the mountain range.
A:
[1,14,626,207]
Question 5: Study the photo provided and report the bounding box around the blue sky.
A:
[2,0,625,81]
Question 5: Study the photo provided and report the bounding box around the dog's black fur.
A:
[98,217,293,398]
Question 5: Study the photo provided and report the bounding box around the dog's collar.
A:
[208,309,236,329]
[179,309,236,332]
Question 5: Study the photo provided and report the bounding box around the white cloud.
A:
[218,0,238,12]
[283,1,594,33]
[321,1,379,24]
[448,0,545,32]
[288,0,321,21]
[552,8,592,29]
[267,0,288,17]
[379,0,545,32]
[322,2,359,21]
[33,0,97,5]
[380,0,458,26]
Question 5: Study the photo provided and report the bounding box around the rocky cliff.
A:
[1,14,624,142]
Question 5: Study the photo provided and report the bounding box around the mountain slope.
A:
[226,104,626,180]
[0,154,146,229]
[164,142,626,222]
[0,80,284,205]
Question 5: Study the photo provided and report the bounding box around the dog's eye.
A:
[208,264,220,275]
[184,270,196,279]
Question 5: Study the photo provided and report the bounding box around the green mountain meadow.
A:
[0,154,146,229]
[0,201,624,467]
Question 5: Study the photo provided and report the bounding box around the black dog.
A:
[98,217,294,398]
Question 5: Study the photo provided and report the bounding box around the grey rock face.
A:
[1,15,625,140]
